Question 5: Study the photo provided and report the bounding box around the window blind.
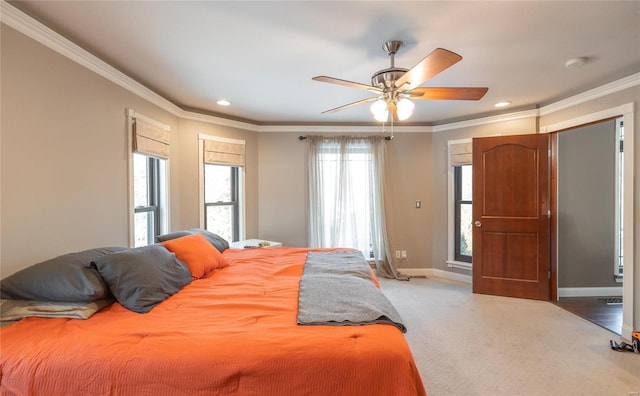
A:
[449,141,472,166]
[203,138,245,167]
[133,118,170,159]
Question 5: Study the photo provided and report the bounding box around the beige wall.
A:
[385,132,433,269]
[256,133,307,246]
[1,25,181,277]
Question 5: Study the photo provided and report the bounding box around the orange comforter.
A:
[1,247,426,396]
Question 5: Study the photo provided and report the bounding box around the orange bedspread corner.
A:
[1,247,426,396]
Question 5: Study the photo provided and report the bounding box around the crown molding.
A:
[254,124,432,133]
[538,73,640,117]
[431,109,539,133]
[181,110,262,132]
[2,0,637,133]
[539,102,634,133]
[0,0,184,117]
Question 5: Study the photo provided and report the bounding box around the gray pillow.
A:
[91,245,192,313]
[0,247,127,302]
[156,228,229,252]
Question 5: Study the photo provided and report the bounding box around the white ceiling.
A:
[9,1,640,126]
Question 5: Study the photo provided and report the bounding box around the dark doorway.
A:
[555,297,622,335]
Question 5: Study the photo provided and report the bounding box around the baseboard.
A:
[399,272,623,298]
[399,274,623,297]
[558,287,623,298]
[398,268,472,284]
[621,324,633,342]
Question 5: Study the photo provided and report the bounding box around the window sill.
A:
[447,260,472,271]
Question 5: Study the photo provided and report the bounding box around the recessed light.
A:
[494,101,511,108]
[565,57,588,69]
[216,99,231,106]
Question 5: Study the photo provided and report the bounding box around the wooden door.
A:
[472,134,551,300]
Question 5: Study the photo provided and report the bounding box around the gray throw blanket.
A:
[297,251,406,332]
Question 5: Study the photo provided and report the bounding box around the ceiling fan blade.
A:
[409,87,489,100]
[394,48,463,90]
[313,76,382,93]
[321,97,379,114]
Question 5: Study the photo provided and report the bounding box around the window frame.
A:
[203,164,241,242]
[446,138,473,271]
[614,117,624,279]
[134,154,162,245]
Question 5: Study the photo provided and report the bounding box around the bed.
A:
[0,234,425,395]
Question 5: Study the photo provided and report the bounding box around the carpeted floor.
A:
[379,276,639,396]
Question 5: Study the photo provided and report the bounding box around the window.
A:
[447,139,472,269]
[199,135,245,243]
[204,164,240,242]
[133,153,167,247]
[306,136,393,276]
[615,118,624,278]
[129,111,170,248]
[454,165,473,262]
[315,140,373,257]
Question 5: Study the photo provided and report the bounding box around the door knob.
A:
[474,220,482,227]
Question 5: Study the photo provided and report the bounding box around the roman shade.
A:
[133,117,170,159]
[449,140,472,166]
[203,137,245,167]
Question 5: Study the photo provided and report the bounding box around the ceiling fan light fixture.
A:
[396,98,415,121]
[371,99,389,122]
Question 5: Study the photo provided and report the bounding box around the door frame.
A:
[540,103,635,340]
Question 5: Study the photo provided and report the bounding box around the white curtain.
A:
[306,136,399,278]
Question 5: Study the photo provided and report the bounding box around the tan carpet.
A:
[379,276,639,396]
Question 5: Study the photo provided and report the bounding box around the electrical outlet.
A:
[401,250,407,258]
[395,250,401,259]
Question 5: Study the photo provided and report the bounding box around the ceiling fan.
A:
[312,40,488,122]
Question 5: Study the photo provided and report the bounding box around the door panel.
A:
[481,232,539,280]
[473,134,551,300]
[482,144,539,217]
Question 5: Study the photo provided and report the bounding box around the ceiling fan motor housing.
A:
[371,40,407,90]
[371,68,408,89]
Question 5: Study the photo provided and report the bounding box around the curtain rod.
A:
[298,135,393,141]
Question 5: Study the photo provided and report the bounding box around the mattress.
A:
[0,247,426,396]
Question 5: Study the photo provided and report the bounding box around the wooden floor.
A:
[555,297,622,335]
